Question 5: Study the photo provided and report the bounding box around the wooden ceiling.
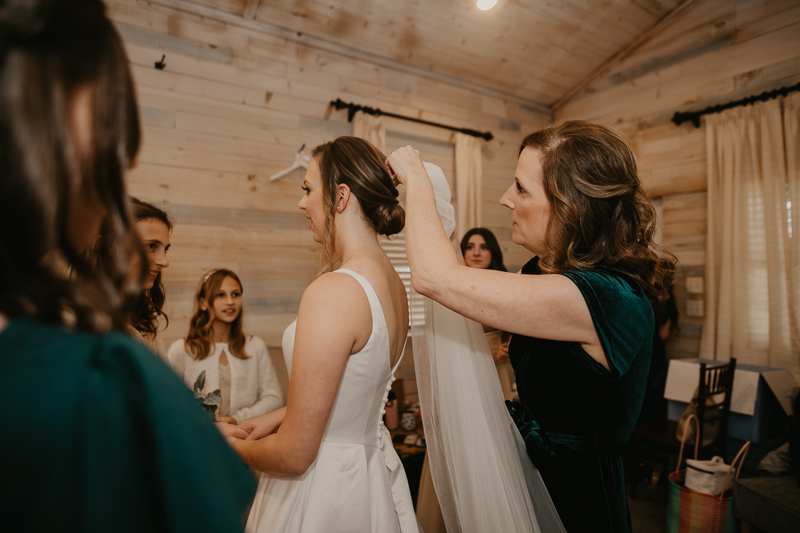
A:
[152,0,686,112]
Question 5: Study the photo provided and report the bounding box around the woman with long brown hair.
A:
[91,197,172,360]
[388,120,675,532]
[0,0,255,529]
[219,136,419,533]
[169,268,283,425]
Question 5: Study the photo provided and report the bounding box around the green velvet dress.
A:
[507,258,653,533]
[0,319,256,532]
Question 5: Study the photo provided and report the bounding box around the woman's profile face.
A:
[464,235,492,269]
[500,147,551,257]
[136,218,171,290]
[298,157,325,244]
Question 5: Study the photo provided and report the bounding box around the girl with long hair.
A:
[0,0,255,529]
[169,268,283,425]
[218,136,419,533]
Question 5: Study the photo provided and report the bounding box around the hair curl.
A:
[312,136,404,273]
[519,120,675,304]
[184,269,249,361]
[0,0,141,332]
[460,227,507,272]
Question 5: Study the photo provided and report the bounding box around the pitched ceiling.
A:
[153,0,685,112]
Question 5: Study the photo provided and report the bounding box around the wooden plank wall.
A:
[557,0,800,360]
[106,0,548,400]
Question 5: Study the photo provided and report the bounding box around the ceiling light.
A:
[476,0,498,11]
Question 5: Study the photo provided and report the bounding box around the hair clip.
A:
[203,269,218,284]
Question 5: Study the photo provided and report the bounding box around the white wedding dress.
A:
[246,268,419,533]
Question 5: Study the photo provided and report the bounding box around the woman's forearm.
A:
[232,431,310,476]
[401,162,460,298]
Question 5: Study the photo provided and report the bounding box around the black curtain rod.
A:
[330,98,493,141]
[672,82,800,128]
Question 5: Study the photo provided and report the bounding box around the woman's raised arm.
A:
[387,147,604,367]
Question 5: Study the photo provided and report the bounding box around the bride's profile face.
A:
[298,157,325,243]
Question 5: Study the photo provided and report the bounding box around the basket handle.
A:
[674,414,700,475]
[718,441,750,500]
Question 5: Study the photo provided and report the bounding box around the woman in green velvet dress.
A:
[387,121,675,532]
[0,1,254,530]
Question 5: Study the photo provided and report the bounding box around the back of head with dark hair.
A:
[0,0,142,331]
[312,136,405,273]
[460,227,507,272]
[519,120,674,303]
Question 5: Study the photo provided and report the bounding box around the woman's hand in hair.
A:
[386,146,425,187]
[239,406,287,441]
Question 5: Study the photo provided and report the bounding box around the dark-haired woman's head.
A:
[460,228,507,271]
[501,120,674,303]
[92,198,172,335]
[0,0,141,330]
[301,136,404,272]
[129,198,171,334]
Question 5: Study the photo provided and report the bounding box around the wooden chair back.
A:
[695,358,737,458]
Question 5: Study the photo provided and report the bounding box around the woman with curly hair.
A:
[91,197,172,360]
[388,120,675,533]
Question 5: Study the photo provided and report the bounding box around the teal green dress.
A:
[0,319,256,532]
[507,258,653,533]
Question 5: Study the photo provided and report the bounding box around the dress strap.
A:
[335,268,406,373]
[333,268,388,336]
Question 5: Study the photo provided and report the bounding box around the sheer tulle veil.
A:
[411,163,565,533]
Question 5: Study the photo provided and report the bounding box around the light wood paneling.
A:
[107,0,546,400]
[557,0,800,360]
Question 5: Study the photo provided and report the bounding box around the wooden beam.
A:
[147,0,553,117]
[243,0,260,21]
[551,0,696,110]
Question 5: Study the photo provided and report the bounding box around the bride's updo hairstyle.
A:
[312,136,404,273]
[520,120,675,304]
[0,0,142,332]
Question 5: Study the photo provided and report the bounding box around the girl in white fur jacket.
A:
[169,268,283,424]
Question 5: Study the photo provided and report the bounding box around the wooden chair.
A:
[628,358,737,498]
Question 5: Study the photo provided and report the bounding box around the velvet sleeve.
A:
[82,335,256,532]
[560,269,654,380]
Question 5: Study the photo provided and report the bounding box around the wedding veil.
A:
[411,163,565,533]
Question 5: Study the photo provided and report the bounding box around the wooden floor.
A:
[629,477,668,533]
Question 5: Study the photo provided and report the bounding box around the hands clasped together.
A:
[216,406,287,445]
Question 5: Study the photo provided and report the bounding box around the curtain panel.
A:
[701,93,800,381]
[352,111,386,153]
[455,133,483,238]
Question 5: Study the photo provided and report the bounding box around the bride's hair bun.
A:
[372,201,405,237]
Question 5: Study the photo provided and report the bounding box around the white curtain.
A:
[455,133,483,238]
[352,110,386,153]
[701,92,800,382]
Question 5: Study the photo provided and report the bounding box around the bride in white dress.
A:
[220,136,419,533]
